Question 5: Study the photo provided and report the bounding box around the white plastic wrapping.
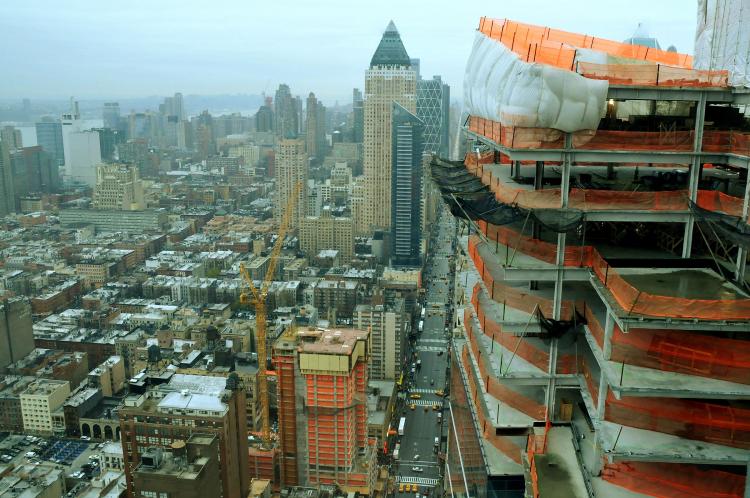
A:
[695,0,750,88]
[463,32,608,133]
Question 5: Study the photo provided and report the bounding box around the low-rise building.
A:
[20,378,70,435]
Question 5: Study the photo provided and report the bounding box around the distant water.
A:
[14,119,103,147]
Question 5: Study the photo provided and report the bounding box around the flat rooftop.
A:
[298,328,368,355]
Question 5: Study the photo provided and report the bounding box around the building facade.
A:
[93,163,145,210]
[35,119,65,168]
[390,102,423,267]
[354,303,406,381]
[20,379,70,435]
[359,21,417,234]
[300,208,354,262]
[275,138,308,232]
[67,130,102,186]
[0,297,35,370]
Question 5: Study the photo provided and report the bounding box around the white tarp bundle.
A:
[463,32,608,133]
[695,0,750,88]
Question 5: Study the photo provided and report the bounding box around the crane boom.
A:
[240,180,302,447]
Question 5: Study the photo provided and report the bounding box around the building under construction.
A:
[274,327,377,494]
[439,7,750,498]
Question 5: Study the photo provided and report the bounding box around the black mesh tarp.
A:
[430,157,585,233]
[689,200,750,250]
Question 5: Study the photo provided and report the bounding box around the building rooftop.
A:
[370,20,411,67]
[298,328,368,355]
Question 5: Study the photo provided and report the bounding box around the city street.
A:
[392,209,456,497]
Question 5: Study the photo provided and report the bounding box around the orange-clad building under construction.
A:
[441,14,750,498]
[273,327,377,494]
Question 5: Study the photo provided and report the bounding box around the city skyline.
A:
[0,0,696,103]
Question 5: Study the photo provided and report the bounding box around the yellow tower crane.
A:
[239,181,302,448]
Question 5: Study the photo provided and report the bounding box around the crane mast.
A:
[240,181,302,448]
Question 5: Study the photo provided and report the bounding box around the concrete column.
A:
[682,93,707,258]
[596,373,607,421]
[602,312,614,361]
[547,134,572,420]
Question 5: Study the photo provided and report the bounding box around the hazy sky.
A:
[0,0,697,104]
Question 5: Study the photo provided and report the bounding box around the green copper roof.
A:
[370,21,411,67]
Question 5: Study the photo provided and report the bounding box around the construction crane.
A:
[239,180,302,448]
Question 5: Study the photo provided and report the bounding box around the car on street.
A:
[409,393,421,399]
[411,466,423,472]
[409,403,416,410]
[435,389,444,397]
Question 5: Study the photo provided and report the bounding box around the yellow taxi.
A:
[435,389,444,397]
[409,403,416,410]
[399,483,405,493]
[409,393,422,400]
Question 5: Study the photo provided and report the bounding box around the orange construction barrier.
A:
[464,314,546,420]
[579,354,600,407]
[603,461,746,498]
[467,116,750,159]
[606,393,750,449]
[611,324,750,385]
[476,18,730,89]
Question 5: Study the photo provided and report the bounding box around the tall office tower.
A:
[93,163,145,211]
[10,146,60,195]
[316,103,326,155]
[352,89,364,143]
[92,127,120,161]
[359,21,417,234]
[354,303,406,380]
[274,84,298,139]
[255,96,274,132]
[35,118,65,168]
[172,92,185,121]
[410,58,421,79]
[274,328,376,492]
[295,95,304,136]
[119,373,249,498]
[0,142,16,216]
[305,93,320,159]
[0,126,23,150]
[0,297,34,370]
[390,102,423,266]
[102,102,121,130]
[67,130,102,186]
[274,138,307,232]
[417,75,450,158]
[61,98,82,175]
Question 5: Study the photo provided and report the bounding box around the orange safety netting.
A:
[460,345,529,464]
[479,18,693,68]
[472,219,750,320]
[590,250,750,320]
[606,393,750,449]
[468,235,575,319]
[464,315,547,420]
[479,220,593,267]
[470,285,577,375]
[578,61,728,87]
[477,18,729,89]
[610,323,750,385]
[580,354,600,408]
[603,461,746,498]
[467,116,750,158]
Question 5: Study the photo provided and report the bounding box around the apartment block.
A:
[20,378,70,435]
[354,303,406,381]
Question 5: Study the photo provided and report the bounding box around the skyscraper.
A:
[102,102,121,130]
[67,130,102,186]
[390,102,423,266]
[0,126,23,150]
[352,88,364,143]
[35,118,65,168]
[255,96,274,133]
[0,142,15,216]
[10,146,60,196]
[417,75,450,158]
[273,328,376,492]
[61,98,82,176]
[274,138,308,232]
[359,21,417,234]
[305,93,321,160]
[0,298,34,371]
[274,84,298,139]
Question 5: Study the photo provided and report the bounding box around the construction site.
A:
[438,4,750,498]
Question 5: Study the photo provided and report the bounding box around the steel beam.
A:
[682,93,707,258]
